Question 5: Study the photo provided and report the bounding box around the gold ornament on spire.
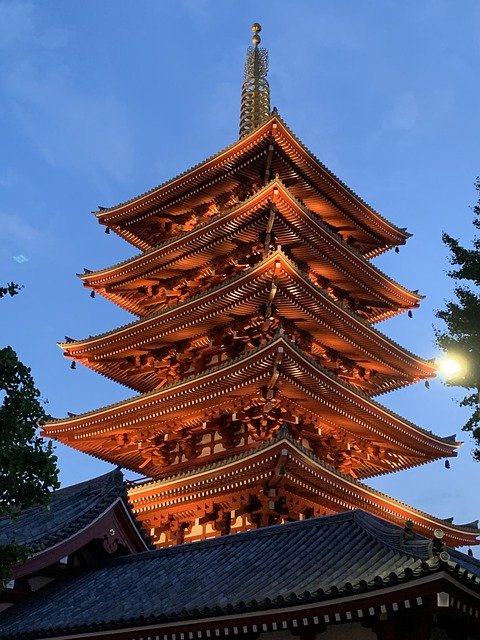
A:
[239,22,271,138]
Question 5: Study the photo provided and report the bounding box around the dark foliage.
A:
[436,178,480,459]
[0,347,59,514]
[0,286,59,586]
[0,283,21,299]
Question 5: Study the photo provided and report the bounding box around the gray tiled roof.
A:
[0,469,125,553]
[1,509,478,638]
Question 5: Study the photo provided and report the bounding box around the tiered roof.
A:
[128,432,477,548]
[45,334,456,479]
[3,23,480,640]
[41,24,477,551]
[94,116,409,258]
[81,180,421,323]
[66,248,432,395]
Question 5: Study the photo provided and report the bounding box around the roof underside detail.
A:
[95,116,409,257]
[63,250,434,396]
[81,180,422,323]
[127,435,478,548]
[44,335,456,481]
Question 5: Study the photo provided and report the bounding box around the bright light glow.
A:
[437,356,463,377]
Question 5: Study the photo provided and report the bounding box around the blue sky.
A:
[2,1,480,546]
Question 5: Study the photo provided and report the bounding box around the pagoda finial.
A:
[239,22,271,138]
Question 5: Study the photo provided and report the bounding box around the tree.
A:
[0,284,59,586]
[436,178,480,460]
[0,282,21,299]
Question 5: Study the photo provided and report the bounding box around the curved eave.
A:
[12,499,150,581]
[62,250,435,383]
[272,180,419,306]
[83,182,276,288]
[96,118,275,225]
[44,335,458,463]
[67,351,417,398]
[82,180,422,318]
[271,115,410,247]
[97,115,408,250]
[128,436,478,548]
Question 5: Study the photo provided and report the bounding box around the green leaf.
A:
[0,343,59,586]
[436,178,480,457]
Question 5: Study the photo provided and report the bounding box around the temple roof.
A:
[62,250,434,394]
[95,115,409,256]
[44,335,459,477]
[0,470,123,552]
[0,470,152,580]
[81,180,422,322]
[1,510,479,639]
[128,433,478,547]
[44,336,456,478]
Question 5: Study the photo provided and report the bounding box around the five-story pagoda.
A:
[43,24,479,550]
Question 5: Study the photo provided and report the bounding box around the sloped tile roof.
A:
[1,510,478,638]
[96,114,409,244]
[0,469,128,553]
[128,432,478,541]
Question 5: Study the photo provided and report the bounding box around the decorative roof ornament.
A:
[239,23,271,138]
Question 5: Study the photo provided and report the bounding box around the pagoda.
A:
[43,24,478,550]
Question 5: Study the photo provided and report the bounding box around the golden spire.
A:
[239,23,271,138]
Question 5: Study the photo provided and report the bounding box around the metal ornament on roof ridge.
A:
[239,22,271,138]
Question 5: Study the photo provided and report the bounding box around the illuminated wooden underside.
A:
[96,116,409,257]
[82,180,421,322]
[63,251,434,395]
[44,335,457,480]
[128,435,477,549]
